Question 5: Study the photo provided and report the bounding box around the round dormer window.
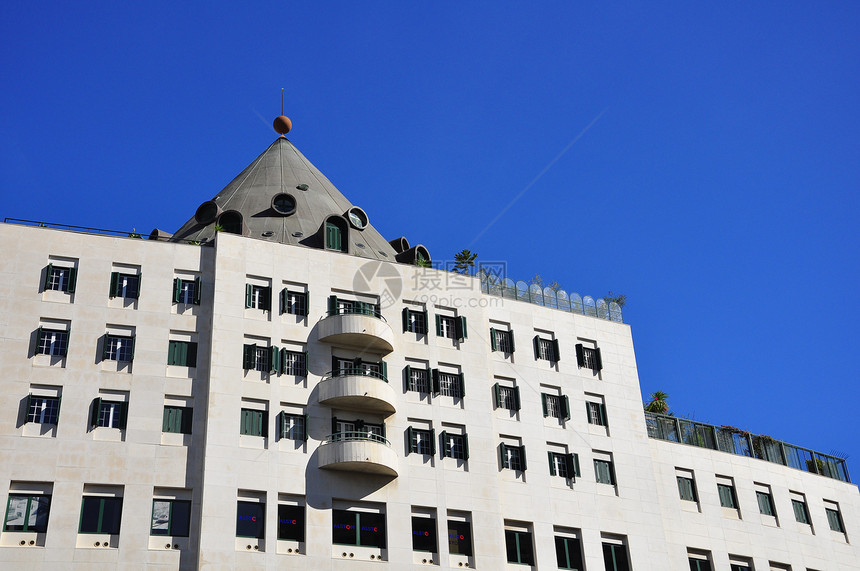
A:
[272,193,297,216]
[347,207,368,230]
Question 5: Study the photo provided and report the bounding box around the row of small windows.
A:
[44,264,202,305]
[402,308,468,341]
[490,328,602,370]
[24,395,193,434]
[675,472,846,533]
[35,328,198,366]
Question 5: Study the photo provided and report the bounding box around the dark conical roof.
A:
[170,136,427,263]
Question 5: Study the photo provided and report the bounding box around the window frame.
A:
[109,272,140,299]
[245,284,272,311]
[440,431,469,460]
[575,343,603,371]
[25,395,61,425]
[277,503,305,542]
[36,327,69,356]
[102,334,135,362]
[411,516,438,553]
[150,499,191,537]
[504,528,534,565]
[555,535,584,570]
[236,501,266,539]
[548,451,579,481]
[490,328,515,353]
[494,383,521,411]
[162,405,193,434]
[594,458,616,485]
[332,509,386,548]
[278,412,308,442]
[433,369,465,398]
[756,490,775,516]
[167,340,197,367]
[447,519,473,556]
[677,476,698,502]
[533,335,561,362]
[717,483,737,509]
[826,507,844,532]
[407,426,436,455]
[280,289,308,316]
[403,307,428,334]
[90,398,128,430]
[44,264,77,293]
[542,393,571,420]
[500,442,527,471]
[4,493,51,533]
[602,541,631,571]
[586,401,608,426]
[78,496,123,534]
[240,408,268,437]
[172,277,201,305]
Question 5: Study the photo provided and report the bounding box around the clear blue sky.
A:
[2,3,858,468]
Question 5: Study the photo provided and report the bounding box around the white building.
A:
[1,118,857,570]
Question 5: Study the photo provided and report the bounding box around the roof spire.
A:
[273,88,292,135]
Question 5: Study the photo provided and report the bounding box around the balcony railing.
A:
[645,412,850,483]
[478,272,622,323]
[323,431,390,446]
[327,368,388,383]
[318,431,398,476]
[327,306,385,320]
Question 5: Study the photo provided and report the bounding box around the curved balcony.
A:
[318,432,398,477]
[317,309,394,354]
[319,371,396,416]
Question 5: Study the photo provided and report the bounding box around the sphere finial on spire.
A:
[274,115,292,134]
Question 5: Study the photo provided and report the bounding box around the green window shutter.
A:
[600,404,607,426]
[563,395,570,420]
[500,443,507,468]
[261,411,269,438]
[193,277,201,304]
[564,454,576,480]
[162,407,172,432]
[301,351,309,375]
[245,284,253,308]
[455,316,467,340]
[67,267,77,293]
[431,369,440,394]
[167,340,178,365]
[56,395,62,423]
[302,414,309,441]
[35,327,44,355]
[533,336,540,360]
[421,310,428,332]
[586,402,592,424]
[541,393,548,417]
[493,383,501,408]
[109,272,119,297]
[440,431,449,457]
[402,308,409,332]
[25,394,32,423]
[595,348,603,370]
[430,429,436,455]
[509,330,515,352]
[572,453,581,477]
[514,386,521,410]
[609,461,616,485]
[279,288,287,315]
[328,295,337,315]
[118,402,128,430]
[552,339,561,361]
[435,314,442,336]
[458,373,465,396]
[404,365,412,392]
[136,273,142,297]
[129,336,136,361]
[90,398,102,428]
[463,433,469,460]
[263,287,271,311]
[173,278,182,303]
[490,328,498,351]
[242,344,256,369]
[277,412,285,439]
[520,446,527,471]
[718,485,734,508]
[101,334,110,361]
[43,264,53,290]
[271,345,281,373]
[575,344,584,367]
[548,452,556,476]
[302,291,309,316]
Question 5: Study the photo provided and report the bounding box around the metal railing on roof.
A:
[478,272,623,323]
[644,411,850,483]
[2,218,205,245]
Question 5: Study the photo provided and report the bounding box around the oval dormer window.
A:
[271,193,297,216]
[347,207,368,230]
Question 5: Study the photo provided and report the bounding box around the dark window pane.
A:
[505,529,519,563]
[278,504,305,542]
[100,498,123,534]
[359,512,386,548]
[236,501,265,538]
[170,501,191,537]
[448,520,472,556]
[555,536,583,569]
[79,497,103,533]
[412,516,437,552]
[332,509,357,545]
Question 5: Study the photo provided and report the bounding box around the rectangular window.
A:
[325,222,342,251]
[677,475,698,502]
[555,534,584,570]
[826,505,844,532]
[167,340,197,367]
[240,409,268,437]
[280,349,307,376]
[407,366,431,393]
[162,406,193,434]
[441,431,469,460]
[435,314,467,341]
[494,383,520,411]
[281,289,308,316]
[109,272,140,299]
[403,308,428,334]
[594,458,616,485]
[278,412,307,441]
[548,452,578,480]
[26,395,60,425]
[792,499,809,524]
[434,370,464,398]
[103,334,134,362]
[408,427,436,455]
[242,343,275,372]
[718,483,738,509]
[4,494,51,532]
[91,399,128,429]
[36,328,69,356]
[576,343,603,371]
[602,541,630,571]
[332,509,386,548]
[245,284,271,310]
[79,496,123,534]
[329,296,380,317]
[490,328,515,353]
[236,501,265,539]
[412,516,437,552]
[44,264,76,293]
[534,336,560,362]
[587,401,608,426]
[172,278,201,305]
[278,504,305,542]
[448,519,472,556]
[500,443,527,471]
[757,490,775,516]
[150,499,191,537]
[731,565,752,571]
[505,528,534,565]
[689,556,713,571]
[542,394,570,420]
